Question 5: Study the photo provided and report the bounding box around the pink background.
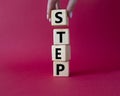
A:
[0,0,120,96]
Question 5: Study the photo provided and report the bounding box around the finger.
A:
[66,0,77,18]
[55,0,60,9]
[47,0,57,20]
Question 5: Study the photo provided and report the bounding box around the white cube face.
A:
[51,9,68,26]
[53,29,70,45]
[53,61,69,76]
[52,45,71,61]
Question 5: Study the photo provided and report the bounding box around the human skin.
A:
[47,0,77,21]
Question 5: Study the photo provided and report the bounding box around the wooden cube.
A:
[52,45,71,61]
[51,9,68,26]
[53,61,69,76]
[53,28,70,45]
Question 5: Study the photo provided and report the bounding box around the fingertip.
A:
[66,10,73,18]
[47,14,49,20]
[69,12,73,18]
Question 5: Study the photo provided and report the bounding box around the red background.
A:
[0,0,120,96]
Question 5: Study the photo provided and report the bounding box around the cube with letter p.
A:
[53,61,69,76]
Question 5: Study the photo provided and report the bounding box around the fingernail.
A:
[69,12,73,18]
[49,18,51,22]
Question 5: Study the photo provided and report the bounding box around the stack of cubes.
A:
[51,9,71,77]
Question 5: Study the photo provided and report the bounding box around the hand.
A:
[47,0,77,21]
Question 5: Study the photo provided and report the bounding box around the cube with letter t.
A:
[51,9,68,26]
[53,29,70,45]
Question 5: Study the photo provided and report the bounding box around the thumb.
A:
[66,0,77,18]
